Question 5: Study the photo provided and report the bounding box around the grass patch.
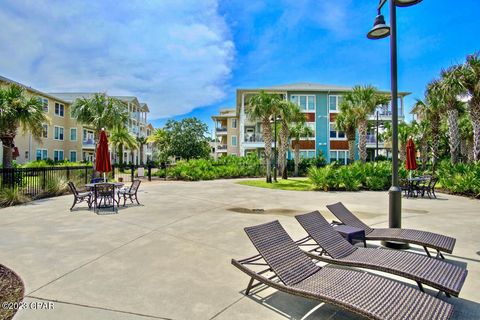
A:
[237,178,314,191]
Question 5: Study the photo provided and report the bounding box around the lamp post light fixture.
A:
[367,0,422,249]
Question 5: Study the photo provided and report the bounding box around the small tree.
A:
[0,84,48,168]
[277,100,303,179]
[109,126,137,168]
[136,136,148,165]
[148,128,170,164]
[336,99,358,164]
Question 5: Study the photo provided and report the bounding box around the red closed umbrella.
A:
[406,137,417,173]
[95,129,112,181]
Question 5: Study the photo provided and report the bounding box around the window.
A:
[291,95,315,111]
[70,128,77,141]
[231,135,237,147]
[39,97,49,112]
[54,126,64,140]
[54,102,64,117]
[299,150,316,159]
[330,150,349,165]
[54,150,64,162]
[36,149,48,160]
[329,123,345,139]
[329,95,343,111]
[41,124,48,138]
[231,118,237,129]
[70,151,77,162]
[305,122,315,137]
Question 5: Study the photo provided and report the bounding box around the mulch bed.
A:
[0,264,25,320]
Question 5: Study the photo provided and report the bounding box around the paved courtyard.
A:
[1,179,479,319]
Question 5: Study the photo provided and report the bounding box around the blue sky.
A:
[1,0,479,135]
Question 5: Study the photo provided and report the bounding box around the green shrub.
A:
[0,188,31,207]
[43,175,69,196]
[308,164,339,191]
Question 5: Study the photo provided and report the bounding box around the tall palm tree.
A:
[289,122,314,177]
[411,117,429,170]
[136,136,148,165]
[109,125,137,166]
[247,91,281,183]
[425,81,443,173]
[438,66,465,164]
[71,93,129,140]
[277,100,303,179]
[0,84,48,168]
[336,98,358,164]
[344,85,390,163]
[458,52,480,161]
[397,122,413,163]
[459,114,474,162]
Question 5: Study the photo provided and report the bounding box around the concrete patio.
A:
[1,179,479,319]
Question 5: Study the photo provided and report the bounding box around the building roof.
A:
[0,75,71,104]
[140,102,150,112]
[48,92,102,103]
[212,107,236,119]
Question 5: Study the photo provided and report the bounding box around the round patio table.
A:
[85,182,124,189]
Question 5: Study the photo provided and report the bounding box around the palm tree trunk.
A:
[420,138,428,170]
[279,122,289,179]
[262,118,273,183]
[446,108,460,164]
[399,141,406,163]
[348,139,355,164]
[358,119,368,163]
[139,144,144,165]
[294,141,300,177]
[431,117,440,174]
[1,137,14,168]
[470,100,480,161]
[119,144,125,172]
[466,139,474,163]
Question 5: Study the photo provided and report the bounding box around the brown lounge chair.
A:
[295,211,467,297]
[327,202,456,259]
[231,220,454,320]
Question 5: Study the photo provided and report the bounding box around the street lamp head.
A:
[394,0,422,7]
[367,14,390,39]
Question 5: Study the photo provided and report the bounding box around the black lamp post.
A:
[367,0,422,249]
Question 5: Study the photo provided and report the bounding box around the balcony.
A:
[215,127,227,135]
[244,134,263,143]
[216,144,227,152]
[82,139,95,149]
[366,134,385,148]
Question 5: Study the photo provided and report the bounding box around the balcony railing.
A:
[82,139,95,148]
[216,127,227,132]
[244,134,263,143]
[216,144,227,150]
[366,134,384,144]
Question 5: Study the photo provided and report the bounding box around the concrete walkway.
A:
[1,179,479,319]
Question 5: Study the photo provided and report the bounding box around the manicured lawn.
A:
[237,178,314,191]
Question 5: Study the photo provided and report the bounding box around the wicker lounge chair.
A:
[327,202,456,259]
[232,220,454,320]
[295,211,467,297]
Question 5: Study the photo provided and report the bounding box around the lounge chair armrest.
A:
[330,220,344,226]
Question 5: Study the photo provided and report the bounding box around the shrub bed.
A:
[154,155,263,181]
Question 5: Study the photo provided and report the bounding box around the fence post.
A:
[147,164,152,181]
[66,167,70,180]
[131,164,135,181]
[112,164,115,180]
[85,167,88,184]
[42,168,46,190]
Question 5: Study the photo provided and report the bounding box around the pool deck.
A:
[1,179,479,319]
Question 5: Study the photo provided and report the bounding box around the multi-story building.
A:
[0,75,155,165]
[212,82,409,163]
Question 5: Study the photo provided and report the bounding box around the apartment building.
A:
[0,75,155,165]
[212,82,409,163]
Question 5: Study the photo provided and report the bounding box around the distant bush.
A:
[437,160,480,198]
[0,188,31,207]
[154,154,263,181]
[287,153,327,177]
[22,160,90,168]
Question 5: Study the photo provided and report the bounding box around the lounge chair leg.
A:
[436,250,445,259]
[445,292,451,298]
[363,239,367,248]
[423,246,432,258]
[70,199,76,211]
[416,281,425,292]
[245,277,255,295]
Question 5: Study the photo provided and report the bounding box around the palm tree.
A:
[411,117,429,170]
[277,100,303,179]
[246,91,281,183]
[136,136,148,165]
[71,93,129,140]
[289,122,314,177]
[458,52,480,161]
[398,122,413,163]
[0,84,48,168]
[459,114,474,162]
[438,66,465,164]
[109,125,137,167]
[344,85,390,163]
[425,81,445,173]
[147,128,169,163]
[336,99,358,164]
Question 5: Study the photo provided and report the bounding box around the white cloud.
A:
[0,0,234,119]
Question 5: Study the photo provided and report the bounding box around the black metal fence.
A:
[110,164,156,182]
[0,166,95,198]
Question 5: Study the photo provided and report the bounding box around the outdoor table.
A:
[333,225,366,247]
[85,182,125,212]
[406,177,429,198]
